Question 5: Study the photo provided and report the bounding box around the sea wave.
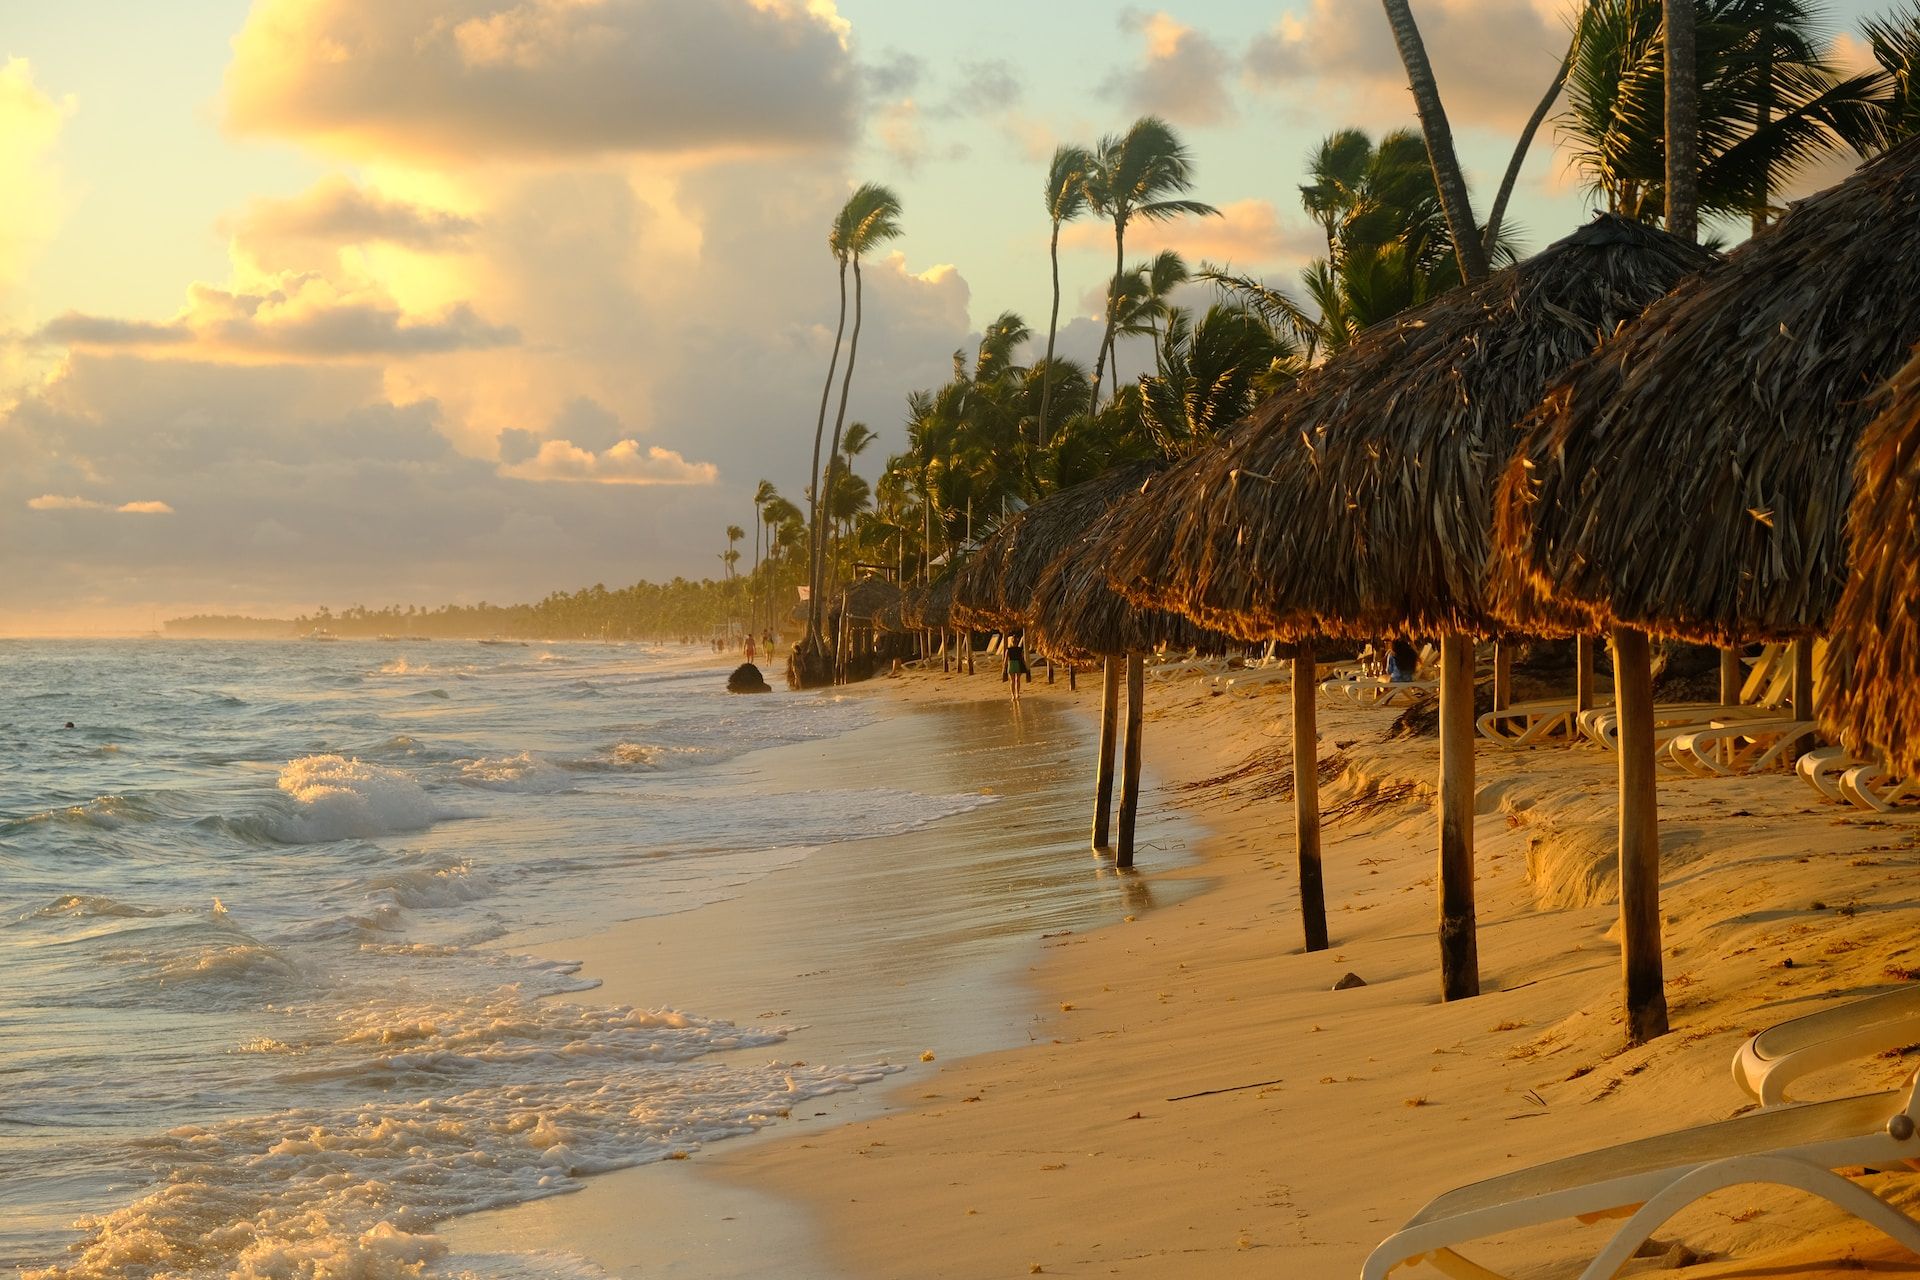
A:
[271,755,444,843]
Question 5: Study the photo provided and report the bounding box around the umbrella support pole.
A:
[1092,659,1120,850]
[1117,654,1145,870]
[1720,644,1743,705]
[1613,626,1669,1044]
[1790,638,1818,762]
[1437,632,1479,1000]
[1493,642,1513,712]
[966,630,975,676]
[1068,664,1076,691]
[1575,634,1597,714]
[1293,649,1329,952]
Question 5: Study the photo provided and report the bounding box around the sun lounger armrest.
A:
[1735,988,1920,1105]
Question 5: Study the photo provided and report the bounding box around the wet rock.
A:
[1332,972,1368,991]
[728,663,773,694]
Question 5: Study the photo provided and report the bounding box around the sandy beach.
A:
[444,655,1920,1278]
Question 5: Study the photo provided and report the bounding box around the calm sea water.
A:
[0,639,985,1279]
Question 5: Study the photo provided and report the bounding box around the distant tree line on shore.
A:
[165,577,748,641]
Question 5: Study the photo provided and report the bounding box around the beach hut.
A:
[1104,214,1713,997]
[1825,344,1920,776]
[832,576,901,682]
[1494,137,1920,1040]
[1028,471,1229,869]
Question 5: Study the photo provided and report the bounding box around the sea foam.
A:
[273,755,442,843]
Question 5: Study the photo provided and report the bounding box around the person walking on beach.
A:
[1005,629,1030,703]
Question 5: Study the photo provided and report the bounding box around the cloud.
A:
[36,278,518,359]
[25,494,173,514]
[1245,0,1573,133]
[229,178,478,259]
[1061,199,1316,268]
[0,59,72,290]
[1103,11,1236,126]
[941,60,1024,117]
[224,0,858,163]
[499,437,718,485]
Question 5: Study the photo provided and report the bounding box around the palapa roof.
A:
[1493,136,1920,646]
[875,597,906,634]
[1821,343,1920,774]
[837,574,901,623]
[1103,214,1712,642]
[950,466,1159,631]
[900,576,955,631]
[1031,478,1231,659]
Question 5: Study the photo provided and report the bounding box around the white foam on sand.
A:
[24,988,901,1280]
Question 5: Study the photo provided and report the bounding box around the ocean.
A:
[0,639,1020,1279]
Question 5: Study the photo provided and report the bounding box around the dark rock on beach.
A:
[728,663,773,694]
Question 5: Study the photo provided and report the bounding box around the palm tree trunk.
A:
[815,256,868,623]
[1038,222,1063,449]
[1380,0,1490,283]
[1664,0,1700,240]
[1484,35,1575,256]
[1091,214,1126,392]
[805,261,849,643]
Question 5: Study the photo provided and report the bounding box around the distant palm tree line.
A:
[727,0,1920,653]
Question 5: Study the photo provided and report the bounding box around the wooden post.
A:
[1293,648,1329,952]
[1046,654,1055,684]
[1719,644,1742,705]
[1575,634,1597,714]
[1612,626,1669,1044]
[1116,654,1145,870]
[1493,641,1513,712]
[1092,659,1120,849]
[1437,633,1479,1001]
[942,629,951,673]
[1068,664,1077,691]
[965,630,975,676]
[1789,637,1817,761]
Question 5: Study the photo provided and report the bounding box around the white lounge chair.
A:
[1216,665,1293,697]
[1477,699,1580,748]
[1667,718,1818,777]
[1798,746,1857,803]
[1734,986,1920,1106]
[1839,763,1920,813]
[1145,653,1229,682]
[1363,1072,1920,1279]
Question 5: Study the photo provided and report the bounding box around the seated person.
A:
[1386,638,1420,683]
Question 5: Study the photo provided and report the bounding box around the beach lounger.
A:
[1476,699,1580,748]
[1798,746,1857,803]
[1581,702,1768,753]
[1839,762,1920,813]
[1216,665,1293,697]
[1667,718,1818,777]
[1146,654,1228,682]
[1363,1073,1920,1279]
[1735,986,1920,1106]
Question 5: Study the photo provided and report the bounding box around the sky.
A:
[0,0,1894,633]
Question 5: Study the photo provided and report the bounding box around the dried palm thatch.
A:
[951,464,1160,632]
[1822,343,1920,775]
[837,574,900,624]
[875,598,906,634]
[901,576,955,632]
[1494,137,1920,646]
[1031,482,1232,660]
[1103,215,1713,641]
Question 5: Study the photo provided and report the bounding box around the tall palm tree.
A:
[1379,0,1491,283]
[809,183,903,652]
[1561,0,1886,227]
[803,198,859,642]
[724,524,744,583]
[1860,4,1920,150]
[1137,303,1297,459]
[1083,118,1219,396]
[1039,145,1095,450]
[750,479,776,633]
[1111,250,1191,371]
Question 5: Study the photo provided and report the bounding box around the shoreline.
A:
[442,668,1208,1277]
[455,654,1920,1278]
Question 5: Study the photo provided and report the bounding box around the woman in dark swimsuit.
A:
[1005,630,1030,703]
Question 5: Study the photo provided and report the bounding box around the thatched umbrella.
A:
[1494,137,1920,1040]
[1030,471,1229,869]
[1105,214,1714,997]
[1825,344,1920,775]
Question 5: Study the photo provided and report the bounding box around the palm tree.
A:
[1137,303,1298,459]
[1379,0,1490,283]
[724,524,744,583]
[1111,250,1191,372]
[1561,0,1887,228]
[1860,4,1920,150]
[803,197,859,641]
[1039,145,1095,450]
[750,479,776,633]
[1083,118,1219,396]
[809,183,903,654]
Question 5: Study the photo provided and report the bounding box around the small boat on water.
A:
[477,637,527,647]
[306,629,339,642]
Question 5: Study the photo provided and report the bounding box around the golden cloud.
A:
[499,438,718,485]
[26,495,174,514]
[1062,199,1314,267]
[0,59,74,288]
[223,0,858,163]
